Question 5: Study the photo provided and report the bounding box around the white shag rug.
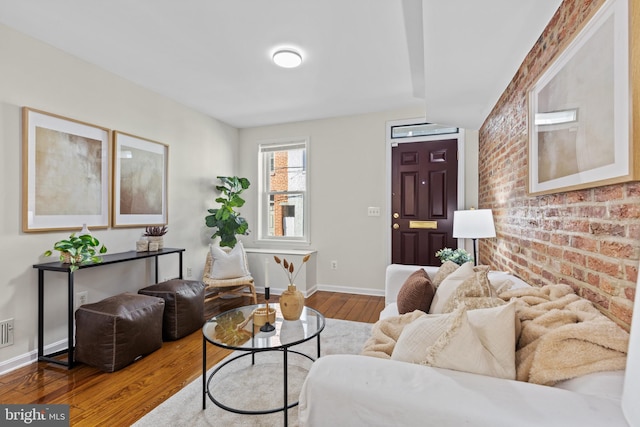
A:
[132,318,373,427]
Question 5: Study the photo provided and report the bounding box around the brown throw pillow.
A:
[397,269,435,314]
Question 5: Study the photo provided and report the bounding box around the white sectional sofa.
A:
[298,264,639,427]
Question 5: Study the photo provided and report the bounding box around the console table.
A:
[33,247,185,369]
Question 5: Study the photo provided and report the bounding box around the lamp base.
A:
[260,322,275,332]
[472,238,478,266]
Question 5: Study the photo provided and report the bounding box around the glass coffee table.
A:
[202,303,325,427]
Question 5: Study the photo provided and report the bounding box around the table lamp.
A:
[452,209,496,266]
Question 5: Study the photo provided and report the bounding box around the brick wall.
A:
[478,0,639,330]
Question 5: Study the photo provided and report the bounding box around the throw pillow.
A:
[391,301,517,380]
[491,278,515,294]
[429,262,475,313]
[396,269,435,314]
[440,265,503,313]
[431,260,460,288]
[209,241,250,279]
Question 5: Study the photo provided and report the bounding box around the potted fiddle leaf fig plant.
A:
[205,176,250,248]
[44,233,107,272]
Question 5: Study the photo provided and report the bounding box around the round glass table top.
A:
[202,303,325,351]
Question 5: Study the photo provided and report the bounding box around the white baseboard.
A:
[256,284,384,298]
[0,339,68,376]
[315,283,385,297]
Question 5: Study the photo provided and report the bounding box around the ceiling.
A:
[0,0,562,129]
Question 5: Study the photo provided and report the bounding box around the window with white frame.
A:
[259,139,308,242]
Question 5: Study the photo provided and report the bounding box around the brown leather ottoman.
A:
[75,293,164,372]
[139,279,205,340]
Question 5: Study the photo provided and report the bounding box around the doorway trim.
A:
[385,117,466,265]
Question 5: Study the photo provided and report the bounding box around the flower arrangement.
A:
[274,254,311,285]
[435,247,473,266]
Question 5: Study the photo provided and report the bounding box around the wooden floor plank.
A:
[0,291,383,426]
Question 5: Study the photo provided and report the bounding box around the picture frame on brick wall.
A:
[527,0,636,196]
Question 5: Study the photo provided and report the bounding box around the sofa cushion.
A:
[431,263,505,313]
[209,241,249,279]
[431,260,459,288]
[429,262,475,313]
[441,265,504,313]
[396,269,435,314]
[391,301,517,379]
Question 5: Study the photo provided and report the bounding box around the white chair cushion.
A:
[209,241,249,279]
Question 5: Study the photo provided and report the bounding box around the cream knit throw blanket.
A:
[499,284,629,385]
[362,284,629,386]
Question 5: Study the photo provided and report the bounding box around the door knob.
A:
[393,223,399,230]
[393,212,399,219]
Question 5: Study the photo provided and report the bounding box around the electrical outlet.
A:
[186,267,193,277]
[76,291,88,309]
[331,260,338,270]
[367,207,381,216]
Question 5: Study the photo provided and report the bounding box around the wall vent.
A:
[0,319,14,348]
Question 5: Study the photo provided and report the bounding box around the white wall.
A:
[238,108,427,295]
[0,24,239,370]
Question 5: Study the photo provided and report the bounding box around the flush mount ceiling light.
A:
[272,49,302,68]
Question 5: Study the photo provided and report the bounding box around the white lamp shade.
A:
[452,209,496,239]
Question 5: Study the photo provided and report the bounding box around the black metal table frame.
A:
[202,311,323,427]
[33,247,185,369]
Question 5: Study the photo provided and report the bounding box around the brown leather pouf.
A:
[138,279,205,341]
[75,293,164,372]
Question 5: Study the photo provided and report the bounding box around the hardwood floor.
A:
[0,291,384,426]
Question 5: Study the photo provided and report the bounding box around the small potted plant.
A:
[144,225,167,250]
[435,247,473,266]
[44,233,107,272]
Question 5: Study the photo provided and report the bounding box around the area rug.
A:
[132,318,373,427]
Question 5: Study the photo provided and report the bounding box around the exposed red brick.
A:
[590,222,625,237]
[567,190,592,203]
[550,234,569,246]
[581,287,609,310]
[571,236,598,253]
[563,250,586,266]
[600,241,635,259]
[594,185,623,202]
[586,256,620,277]
[609,204,640,220]
[625,264,638,283]
[478,0,637,329]
[597,277,616,295]
[626,182,640,197]
[565,220,590,233]
[610,298,633,326]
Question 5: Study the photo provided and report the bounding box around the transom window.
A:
[258,139,308,243]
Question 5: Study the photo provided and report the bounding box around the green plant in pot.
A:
[435,247,473,266]
[44,233,107,272]
[205,176,250,248]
